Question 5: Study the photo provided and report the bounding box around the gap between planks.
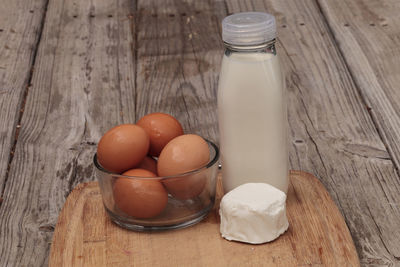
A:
[131,4,139,122]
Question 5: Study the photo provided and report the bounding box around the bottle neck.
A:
[223,39,276,55]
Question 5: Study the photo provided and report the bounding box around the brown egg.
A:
[97,124,149,173]
[158,134,210,199]
[137,156,158,174]
[113,169,168,218]
[137,113,184,157]
[162,173,206,200]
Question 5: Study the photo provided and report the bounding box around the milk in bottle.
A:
[218,12,289,193]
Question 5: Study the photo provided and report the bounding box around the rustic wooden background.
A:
[0,0,399,266]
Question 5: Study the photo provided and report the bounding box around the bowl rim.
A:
[93,139,220,180]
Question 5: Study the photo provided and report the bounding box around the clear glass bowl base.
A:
[105,202,214,231]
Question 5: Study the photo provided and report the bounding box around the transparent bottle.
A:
[218,12,289,193]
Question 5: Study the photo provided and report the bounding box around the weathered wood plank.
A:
[225,0,400,265]
[2,0,399,266]
[315,0,400,261]
[317,0,400,170]
[0,0,136,265]
[135,0,225,141]
[0,0,47,190]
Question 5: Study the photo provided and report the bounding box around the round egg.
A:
[136,113,184,156]
[97,124,149,173]
[113,169,168,218]
[137,156,158,174]
[158,134,210,199]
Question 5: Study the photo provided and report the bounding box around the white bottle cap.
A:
[222,12,276,46]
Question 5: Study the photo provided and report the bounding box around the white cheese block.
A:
[219,183,289,244]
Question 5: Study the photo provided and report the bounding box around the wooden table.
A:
[0,0,399,266]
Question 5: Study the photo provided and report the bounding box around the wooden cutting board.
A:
[49,171,360,266]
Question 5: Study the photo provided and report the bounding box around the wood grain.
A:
[316,0,400,261]
[0,0,137,265]
[226,0,400,265]
[0,0,47,190]
[318,0,400,170]
[49,171,360,267]
[0,0,399,265]
[135,0,225,140]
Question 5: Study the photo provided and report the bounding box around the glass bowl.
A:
[93,140,219,231]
